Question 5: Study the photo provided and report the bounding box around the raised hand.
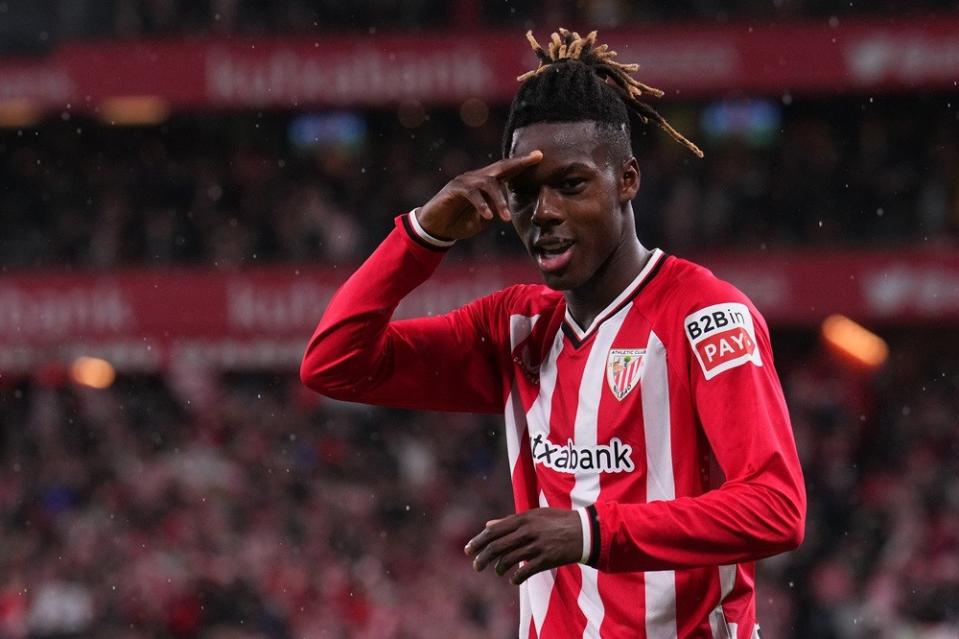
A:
[464,508,582,585]
[416,150,543,241]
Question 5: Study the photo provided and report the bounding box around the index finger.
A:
[464,516,521,556]
[482,150,543,180]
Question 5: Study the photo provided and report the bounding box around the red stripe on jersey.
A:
[721,563,757,638]
[538,332,589,637]
[674,567,721,637]
[537,568,586,638]
[510,421,538,513]
[541,338,585,509]
[596,306,650,637]
[507,309,568,516]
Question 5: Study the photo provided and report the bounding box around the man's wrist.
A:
[409,208,456,248]
[576,508,592,564]
[576,505,600,566]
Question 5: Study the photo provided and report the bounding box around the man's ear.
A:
[620,157,641,202]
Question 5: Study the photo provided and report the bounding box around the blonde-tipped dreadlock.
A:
[506,28,703,159]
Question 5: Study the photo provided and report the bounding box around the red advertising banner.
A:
[1,16,958,111]
[1,249,958,373]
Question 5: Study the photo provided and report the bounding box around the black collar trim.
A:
[562,249,666,348]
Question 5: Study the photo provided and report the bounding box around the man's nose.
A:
[531,190,563,227]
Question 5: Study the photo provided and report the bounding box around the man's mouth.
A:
[533,239,575,274]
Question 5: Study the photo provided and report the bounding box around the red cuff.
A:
[594,500,613,571]
[585,504,601,567]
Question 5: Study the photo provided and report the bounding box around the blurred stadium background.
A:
[1,1,958,637]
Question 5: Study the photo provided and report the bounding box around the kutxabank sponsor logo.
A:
[530,433,635,474]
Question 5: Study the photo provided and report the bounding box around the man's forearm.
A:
[593,471,805,573]
[300,213,447,397]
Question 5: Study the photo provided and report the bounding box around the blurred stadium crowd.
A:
[1,1,959,638]
[1,336,958,637]
[1,96,957,269]
[0,374,517,638]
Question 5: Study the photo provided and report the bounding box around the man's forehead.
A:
[511,121,606,157]
[510,121,629,172]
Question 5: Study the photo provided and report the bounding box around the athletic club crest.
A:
[606,349,646,400]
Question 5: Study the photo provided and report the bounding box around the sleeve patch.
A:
[684,302,762,380]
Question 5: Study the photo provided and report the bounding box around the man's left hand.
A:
[464,508,583,585]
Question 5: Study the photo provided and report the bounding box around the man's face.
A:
[508,121,640,291]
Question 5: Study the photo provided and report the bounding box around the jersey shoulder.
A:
[489,282,565,318]
[650,255,769,381]
[468,283,565,354]
[651,255,762,321]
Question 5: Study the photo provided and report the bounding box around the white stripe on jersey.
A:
[505,390,524,481]
[578,569,603,639]
[527,491,557,637]
[522,333,564,638]
[526,328,564,450]
[526,558,556,638]
[506,314,540,479]
[710,613,734,639]
[508,412,534,639]
[518,582,531,639]
[507,315,540,637]
[571,303,632,636]
[642,331,678,638]
[571,304,630,506]
[719,564,737,601]
[710,564,738,637]
[508,314,540,348]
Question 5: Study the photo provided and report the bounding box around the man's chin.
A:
[540,270,579,291]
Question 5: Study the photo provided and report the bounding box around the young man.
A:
[301,29,805,639]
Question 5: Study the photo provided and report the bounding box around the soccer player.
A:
[301,28,805,638]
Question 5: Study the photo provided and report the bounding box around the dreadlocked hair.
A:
[502,28,703,159]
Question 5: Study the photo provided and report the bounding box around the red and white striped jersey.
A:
[301,215,806,639]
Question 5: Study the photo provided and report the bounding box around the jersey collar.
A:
[562,248,665,345]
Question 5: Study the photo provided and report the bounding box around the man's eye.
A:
[561,178,586,191]
[509,189,534,206]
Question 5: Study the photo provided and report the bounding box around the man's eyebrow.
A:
[554,162,593,174]
[511,161,594,185]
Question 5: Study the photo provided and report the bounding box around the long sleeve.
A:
[593,293,806,572]
[300,214,510,413]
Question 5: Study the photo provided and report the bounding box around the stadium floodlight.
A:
[821,314,889,369]
[98,96,169,126]
[0,98,39,128]
[70,356,116,389]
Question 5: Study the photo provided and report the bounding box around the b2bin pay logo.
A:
[684,303,762,380]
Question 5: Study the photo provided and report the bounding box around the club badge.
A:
[606,349,645,400]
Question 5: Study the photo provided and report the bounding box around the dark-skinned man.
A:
[301,28,805,638]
